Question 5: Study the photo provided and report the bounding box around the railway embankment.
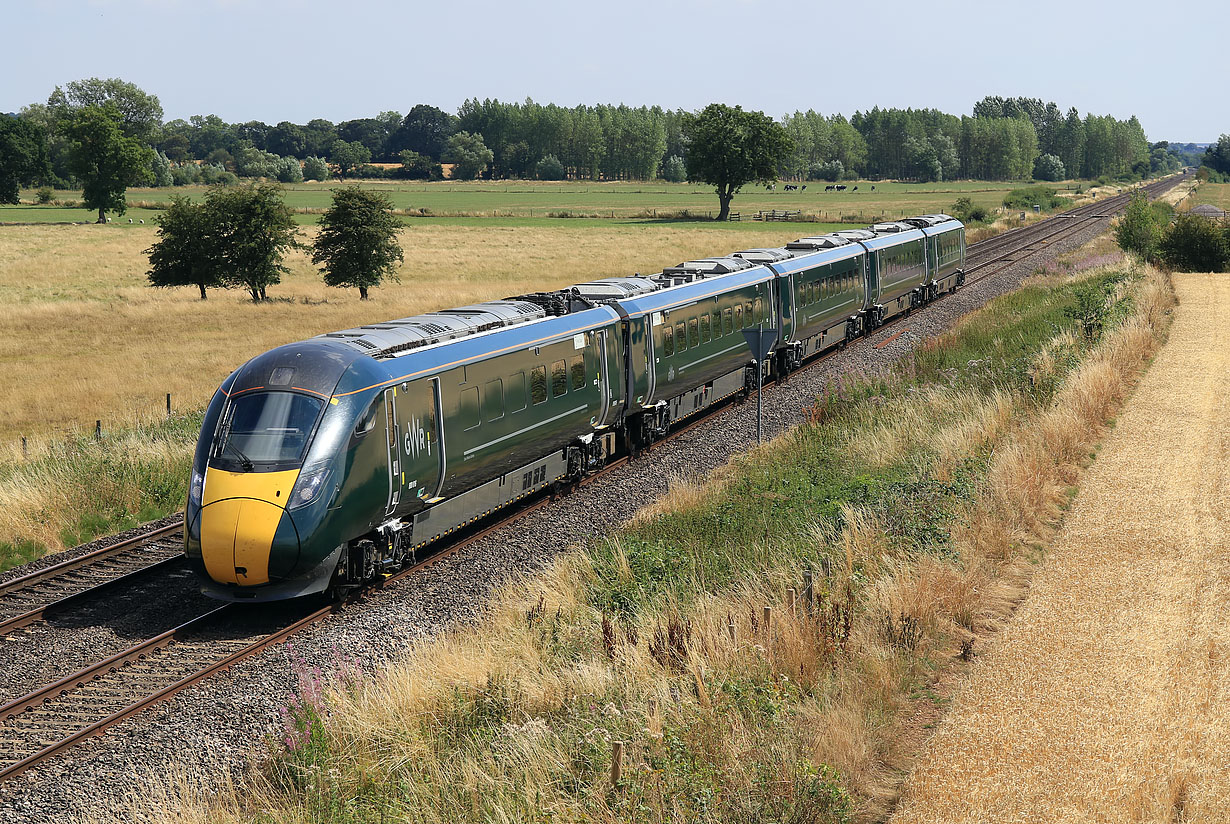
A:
[892,272,1229,822]
[136,244,1177,823]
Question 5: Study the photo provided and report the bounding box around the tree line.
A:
[1,79,1202,207]
[1116,190,1230,272]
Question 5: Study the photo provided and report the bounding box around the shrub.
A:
[1158,212,1229,272]
[35,186,53,204]
[535,154,566,181]
[302,156,330,182]
[661,154,687,182]
[397,150,441,180]
[199,163,238,186]
[808,159,844,182]
[950,196,990,224]
[170,163,201,186]
[1002,185,1068,211]
[1114,192,1162,262]
[1033,153,1065,182]
[273,156,303,184]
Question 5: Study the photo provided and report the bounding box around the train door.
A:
[594,330,612,427]
[387,378,445,514]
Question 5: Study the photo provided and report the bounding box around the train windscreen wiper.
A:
[222,438,255,472]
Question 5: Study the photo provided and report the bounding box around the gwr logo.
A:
[404,416,432,458]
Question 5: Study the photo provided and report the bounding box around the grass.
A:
[5,179,1067,224]
[0,221,826,449]
[1191,181,1230,210]
[129,238,1175,823]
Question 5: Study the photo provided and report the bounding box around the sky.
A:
[2,0,1224,142]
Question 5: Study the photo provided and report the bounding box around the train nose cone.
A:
[198,468,301,586]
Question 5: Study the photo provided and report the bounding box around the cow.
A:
[852,186,858,191]
[825,185,836,191]
[836,185,847,191]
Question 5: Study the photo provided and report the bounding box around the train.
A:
[184,214,966,601]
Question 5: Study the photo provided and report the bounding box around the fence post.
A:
[803,569,814,609]
[788,587,797,614]
[610,741,623,786]
[22,436,28,460]
[166,393,172,417]
[95,420,101,441]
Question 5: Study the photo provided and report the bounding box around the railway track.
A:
[0,171,1187,785]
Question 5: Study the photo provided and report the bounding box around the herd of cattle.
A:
[765,183,877,192]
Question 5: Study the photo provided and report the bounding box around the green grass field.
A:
[1193,181,1230,210]
[3,178,1090,226]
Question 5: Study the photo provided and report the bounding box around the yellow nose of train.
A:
[198,467,300,586]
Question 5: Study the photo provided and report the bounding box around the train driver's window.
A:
[551,360,567,397]
[663,325,674,357]
[507,372,527,413]
[530,366,548,405]
[570,355,585,391]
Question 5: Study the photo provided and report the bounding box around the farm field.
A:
[0,220,827,449]
[894,273,1230,822]
[3,178,1095,224]
[1192,181,1230,210]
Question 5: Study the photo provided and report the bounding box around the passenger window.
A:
[483,379,504,422]
[530,366,548,405]
[507,372,527,412]
[663,325,675,357]
[552,360,567,397]
[798,282,806,304]
[754,297,763,323]
[688,318,699,348]
[734,304,743,328]
[460,386,480,430]
[723,308,733,335]
[570,355,585,391]
[700,313,711,342]
[675,321,687,351]
[745,301,753,324]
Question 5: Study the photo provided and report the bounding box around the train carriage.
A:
[773,236,868,363]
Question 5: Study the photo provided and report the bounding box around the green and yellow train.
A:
[184,215,965,600]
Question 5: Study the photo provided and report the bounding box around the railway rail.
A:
[0,171,1188,784]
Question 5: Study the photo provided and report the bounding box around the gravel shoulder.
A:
[892,273,1230,822]
[0,218,1122,823]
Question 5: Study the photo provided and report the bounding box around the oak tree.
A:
[146,197,223,299]
[312,186,404,300]
[62,104,154,222]
[682,104,793,220]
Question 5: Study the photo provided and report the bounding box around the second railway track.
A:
[0,171,1188,787]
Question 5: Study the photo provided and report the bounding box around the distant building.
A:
[1190,204,1227,218]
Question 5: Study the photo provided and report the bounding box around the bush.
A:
[535,154,566,181]
[199,164,238,186]
[274,156,303,184]
[950,196,990,224]
[1002,185,1068,211]
[661,154,687,183]
[35,186,53,204]
[808,159,844,182]
[1158,213,1229,272]
[170,163,201,186]
[351,164,388,179]
[1033,153,1065,182]
[1114,192,1162,261]
[397,150,441,180]
[302,156,330,182]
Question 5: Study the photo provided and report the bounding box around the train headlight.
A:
[288,464,332,510]
[188,470,204,507]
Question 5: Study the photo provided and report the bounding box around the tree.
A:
[1033,153,1066,182]
[0,116,50,203]
[682,104,793,220]
[267,121,307,158]
[1114,192,1162,262]
[445,131,494,180]
[312,186,404,300]
[62,104,154,222]
[206,183,300,301]
[397,150,441,180]
[535,154,566,180]
[48,77,163,143]
[388,104,456,160]
[1158,213,1229,272]
[302,156,330,182]
[330,140,371,179]
[146,197,223,299]
[274,156,303,183]
[1204,135,1230,176]
[661,154,687,182]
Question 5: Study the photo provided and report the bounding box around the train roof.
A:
[615,265,776,319]
[770,240,865,275]
[319,300,548,359]
[859,226,927,250]
[731,248,795,263]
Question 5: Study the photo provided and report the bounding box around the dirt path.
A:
[892,273,1230,823]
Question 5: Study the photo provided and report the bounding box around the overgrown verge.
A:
[136,249,1173,824]
[0,413,197,571]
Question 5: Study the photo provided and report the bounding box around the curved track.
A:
[0,172,1188,784]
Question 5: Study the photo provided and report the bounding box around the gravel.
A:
[0,215,1124,823]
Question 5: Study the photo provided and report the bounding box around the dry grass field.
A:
[0,222,811,451]
[1191,181,1230,210]
[893,273,1230,823]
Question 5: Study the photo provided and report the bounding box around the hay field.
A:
[893,273,1230,823]
[1191,181,1230,210]
[0,221,812,449]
